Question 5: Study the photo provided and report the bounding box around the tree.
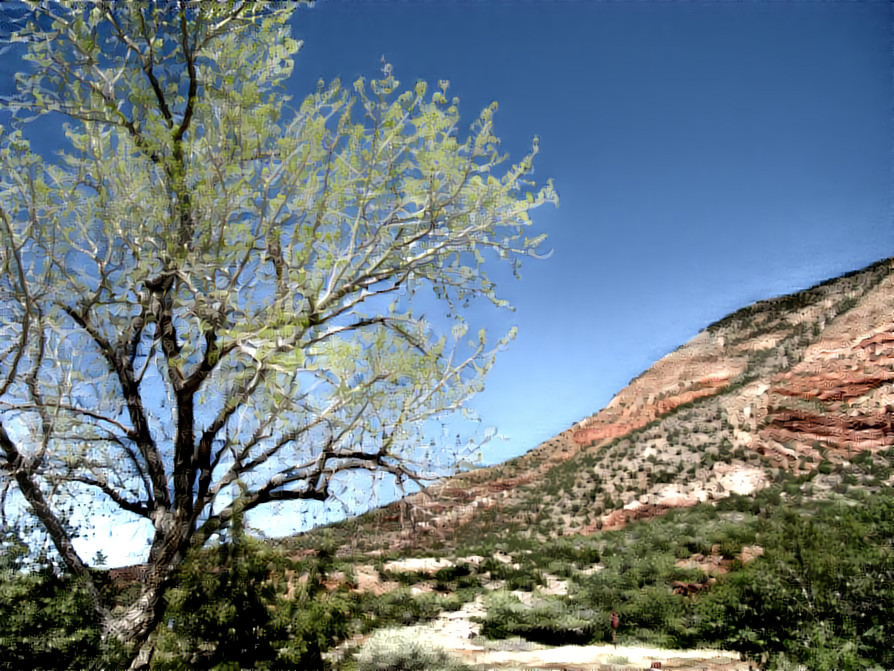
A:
[0,1,555,667]
[695,495,894,669]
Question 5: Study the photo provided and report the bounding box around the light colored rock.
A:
[715,465,770,496]
[383,557,454,574]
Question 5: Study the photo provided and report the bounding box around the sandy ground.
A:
[369,595,752,671]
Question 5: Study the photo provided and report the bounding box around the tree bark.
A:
[103,512,191,670]
[103,578,167,670]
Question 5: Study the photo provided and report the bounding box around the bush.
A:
[433,564,479,591]
[481,558,544,591]
[152,538,354,670]
[355,629,470,671]
[357,587,463,634]
[695,493,894,669]
[0,566,102,670]
[478,592,597,645]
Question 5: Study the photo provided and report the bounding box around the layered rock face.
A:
[575,259,894,459]
[763,273,894,459]
[322,257,894,553]
[571,335,748,448]
[562,259,894,508]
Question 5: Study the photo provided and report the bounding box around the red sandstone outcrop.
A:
[572,261,894,471]
[762,271,894,456]
[571,332,748,448]
[599,501,698,531]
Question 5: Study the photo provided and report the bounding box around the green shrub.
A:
[433,564,471,583]
[695,493,894,669]
[817,460,834,475]
[0,566,102,670]
[478,593,596,646]
[152,538,354,670]
[355,629,470,671]
[358,589,454,633]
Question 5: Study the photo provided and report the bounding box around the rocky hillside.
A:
[296,256,894,555]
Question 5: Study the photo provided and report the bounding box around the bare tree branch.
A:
[60,306,170,510]
[60,474,151,519]
[0,207,32,399]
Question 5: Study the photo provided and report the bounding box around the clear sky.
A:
[1,1,892,562]
[284,0,892,464]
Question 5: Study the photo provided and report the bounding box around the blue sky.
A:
[285,0,892,464]
[1,1,891,562]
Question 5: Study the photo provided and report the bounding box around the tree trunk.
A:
[102,569,170,670]
[104,513,190,670]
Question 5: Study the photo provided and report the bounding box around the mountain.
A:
[297,256,894,555]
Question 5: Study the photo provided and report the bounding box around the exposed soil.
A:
[360,598,752,671]
[338,560,754,671]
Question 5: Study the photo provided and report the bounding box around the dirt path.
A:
[332,558,753,670]
[382,596,752,671]
[464,643,751,670]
